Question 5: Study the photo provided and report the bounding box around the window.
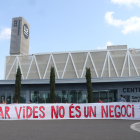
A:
[31,91,50,103]
[46,92,50,103]
[93,91,99,103]
[0,93,5,103]
[78,91,86,103]
[55,91,61,103]
[31,91,38,103]
[69,90,77,103]
[38,91,46,103]
[100,90,108,103]
[109,90,118,102]
[6,93,11,104]
[30,90,87,103]
[62,91,69,103]
[93,89,118,103]
[20,91,26,103]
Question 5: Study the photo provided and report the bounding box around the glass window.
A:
[100,90,108,103]
[46,92,50,103]
[69,90,77,103]
[31,91,38,103]
[0,93,5,103]
[93,91,99,103]
[20,91,26,103]
[6,93,11,104]
[109,89,118,102]
[78,91,86,103]
[38,91,46,103]
[55,91,62,103]
[62,91,69,103]
[31,91,50,103]
[122,95,130,102]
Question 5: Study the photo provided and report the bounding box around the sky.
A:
[0,0,140,79]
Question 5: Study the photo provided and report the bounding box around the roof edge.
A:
[1,77,140,84]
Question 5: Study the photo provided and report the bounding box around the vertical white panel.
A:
[82,55,97,78]
[110,51,127,76]
[102,57,109,77]
[44,57,58,79]
[71,53,87,78]
[62,54,69,78]
[17,57,24,79]
[101,54,108,77]
[69,54,79,78]
[129,55,137,76]
[27,57,40,79]
[26,56,33,79]
[89,52,98,77]
[7,58,17,80]
[108,52,110,77]
[53,53,68,78]
[109,52,118,77]
[34,55,41,79]
[19,55,32,79]
[63,55,77,78]
[43,55,51,79]
[81,53,89,78]
[90,51,107,77]
[109,57,117,77]
[122,55,129,77]
[51,54,59,78]
[35,54,50,79]
[129,50,140,76]
[5,56,16,79]
[128,51,130,76]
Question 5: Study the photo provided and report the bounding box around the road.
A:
[0,119,139,140]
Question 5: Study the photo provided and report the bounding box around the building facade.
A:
[2,45,140,104]
[0,78,140,104]
[1,17,140,104]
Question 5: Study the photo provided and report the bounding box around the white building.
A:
[1,17,140,104]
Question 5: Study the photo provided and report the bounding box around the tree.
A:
[85,68,93,103]
[13,66,22,103]
[49,66,55,103]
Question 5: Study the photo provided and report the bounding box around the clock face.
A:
[23,23,29,39]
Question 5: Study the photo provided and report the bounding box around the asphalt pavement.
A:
[0,119,139,140]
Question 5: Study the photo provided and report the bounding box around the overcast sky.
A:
[0,0,140,79]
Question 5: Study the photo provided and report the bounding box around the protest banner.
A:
[0,102,140,120]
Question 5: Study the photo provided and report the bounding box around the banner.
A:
[0,102,140,120]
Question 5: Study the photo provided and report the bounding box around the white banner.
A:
[0,102,140,120]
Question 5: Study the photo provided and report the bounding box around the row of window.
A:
[93,89,118,103]
[30,89,118,103]
[30,91,87,103]
[0,89,118,103]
